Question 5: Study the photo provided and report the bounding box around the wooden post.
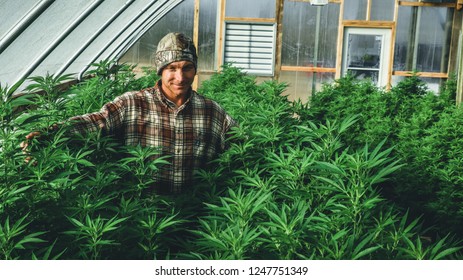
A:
[217,0,226,71]
[193,0,200,90]
[457,30,463,105]
[335,0,345,79]
[274,0,284,81]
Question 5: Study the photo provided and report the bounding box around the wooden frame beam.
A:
[400,1,456,8]
[192,0,200,90]
[224,17,276,23]
[217,0,226,70]
[343,21,395,28]
[274,0,284,81]
[281,66,336,73]
[393,71,448,79]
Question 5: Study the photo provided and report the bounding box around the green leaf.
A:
[77,159,95,167]
[314,161,345,175]
[432,247,463,260]
[352,245,381,260]
[333,229,349,241]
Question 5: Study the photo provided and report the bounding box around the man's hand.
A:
[20,131,41,163]
[20,124,60,163]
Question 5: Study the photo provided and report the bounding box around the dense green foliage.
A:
[0,63,462,259]
[308,73,463,235]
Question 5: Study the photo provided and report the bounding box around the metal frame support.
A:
[16,0,104,83]
[0,0,54,54]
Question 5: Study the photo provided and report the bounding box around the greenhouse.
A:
[2,0,463,260]
[2,0,463,100]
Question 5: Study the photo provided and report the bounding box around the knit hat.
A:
[154,32,198,75]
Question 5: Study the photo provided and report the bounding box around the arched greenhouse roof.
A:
[0,0,183,90]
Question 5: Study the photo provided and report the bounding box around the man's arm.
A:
[20,93,128,161]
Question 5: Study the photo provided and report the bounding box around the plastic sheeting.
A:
[0,0,183,91]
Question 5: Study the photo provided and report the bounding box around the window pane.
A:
[346,33,382,84]
[226,0,276,18]
[416,7,453,72]
[198,0,218,71]
[370,0,394,21]
[282,2,339,68]
[394,6,453,73]
[392,76,443,93]
[343,0,367,20]
[347,34,381,70]
[119,0,194,66]
[318,5,340,68]
[393,6,413,71]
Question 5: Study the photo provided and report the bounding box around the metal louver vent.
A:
[224,22,275,75]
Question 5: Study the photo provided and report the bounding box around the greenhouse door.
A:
[341,28,392,87]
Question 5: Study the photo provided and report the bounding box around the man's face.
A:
[160,60,196,101]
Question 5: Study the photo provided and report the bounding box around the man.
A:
[22,32,236,194]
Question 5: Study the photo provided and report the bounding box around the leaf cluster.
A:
[1,63,462,259]
[308,71,463,236]
[177,65,463,260]
[0,62,185,259]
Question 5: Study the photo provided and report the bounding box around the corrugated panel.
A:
[0,0,183,93]
[224,22,276,75]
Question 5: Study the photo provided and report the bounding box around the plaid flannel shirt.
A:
[70,82,236,194]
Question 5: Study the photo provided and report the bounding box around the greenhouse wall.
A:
[0,0,184,91]
[1,0,462,101]
[117,0,463,102]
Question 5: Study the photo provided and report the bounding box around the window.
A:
[282,1,339,67]
[198,0,218,71]
[394,6,453,73]
[342,28,392,87]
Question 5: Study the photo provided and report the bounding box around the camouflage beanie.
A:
[154,32,198,75]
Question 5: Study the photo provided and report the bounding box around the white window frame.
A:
[342,27,392,87]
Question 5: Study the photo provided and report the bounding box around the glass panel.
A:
[282,2,339,67]
[343,0,367,20]
[392,76,443,94]
[393,6,413,71]
[119,0,194,67]
[0,0,40,35]
[348,69,379,83]
[416,7,453,72]
[225,0,275,18]
[198,0,218,71]
[317,5,340,68]
[347,34,382,69]
[370,0,394,21]
[280,71,335,102]
[346,33,382,84]
[394,6,453,73]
